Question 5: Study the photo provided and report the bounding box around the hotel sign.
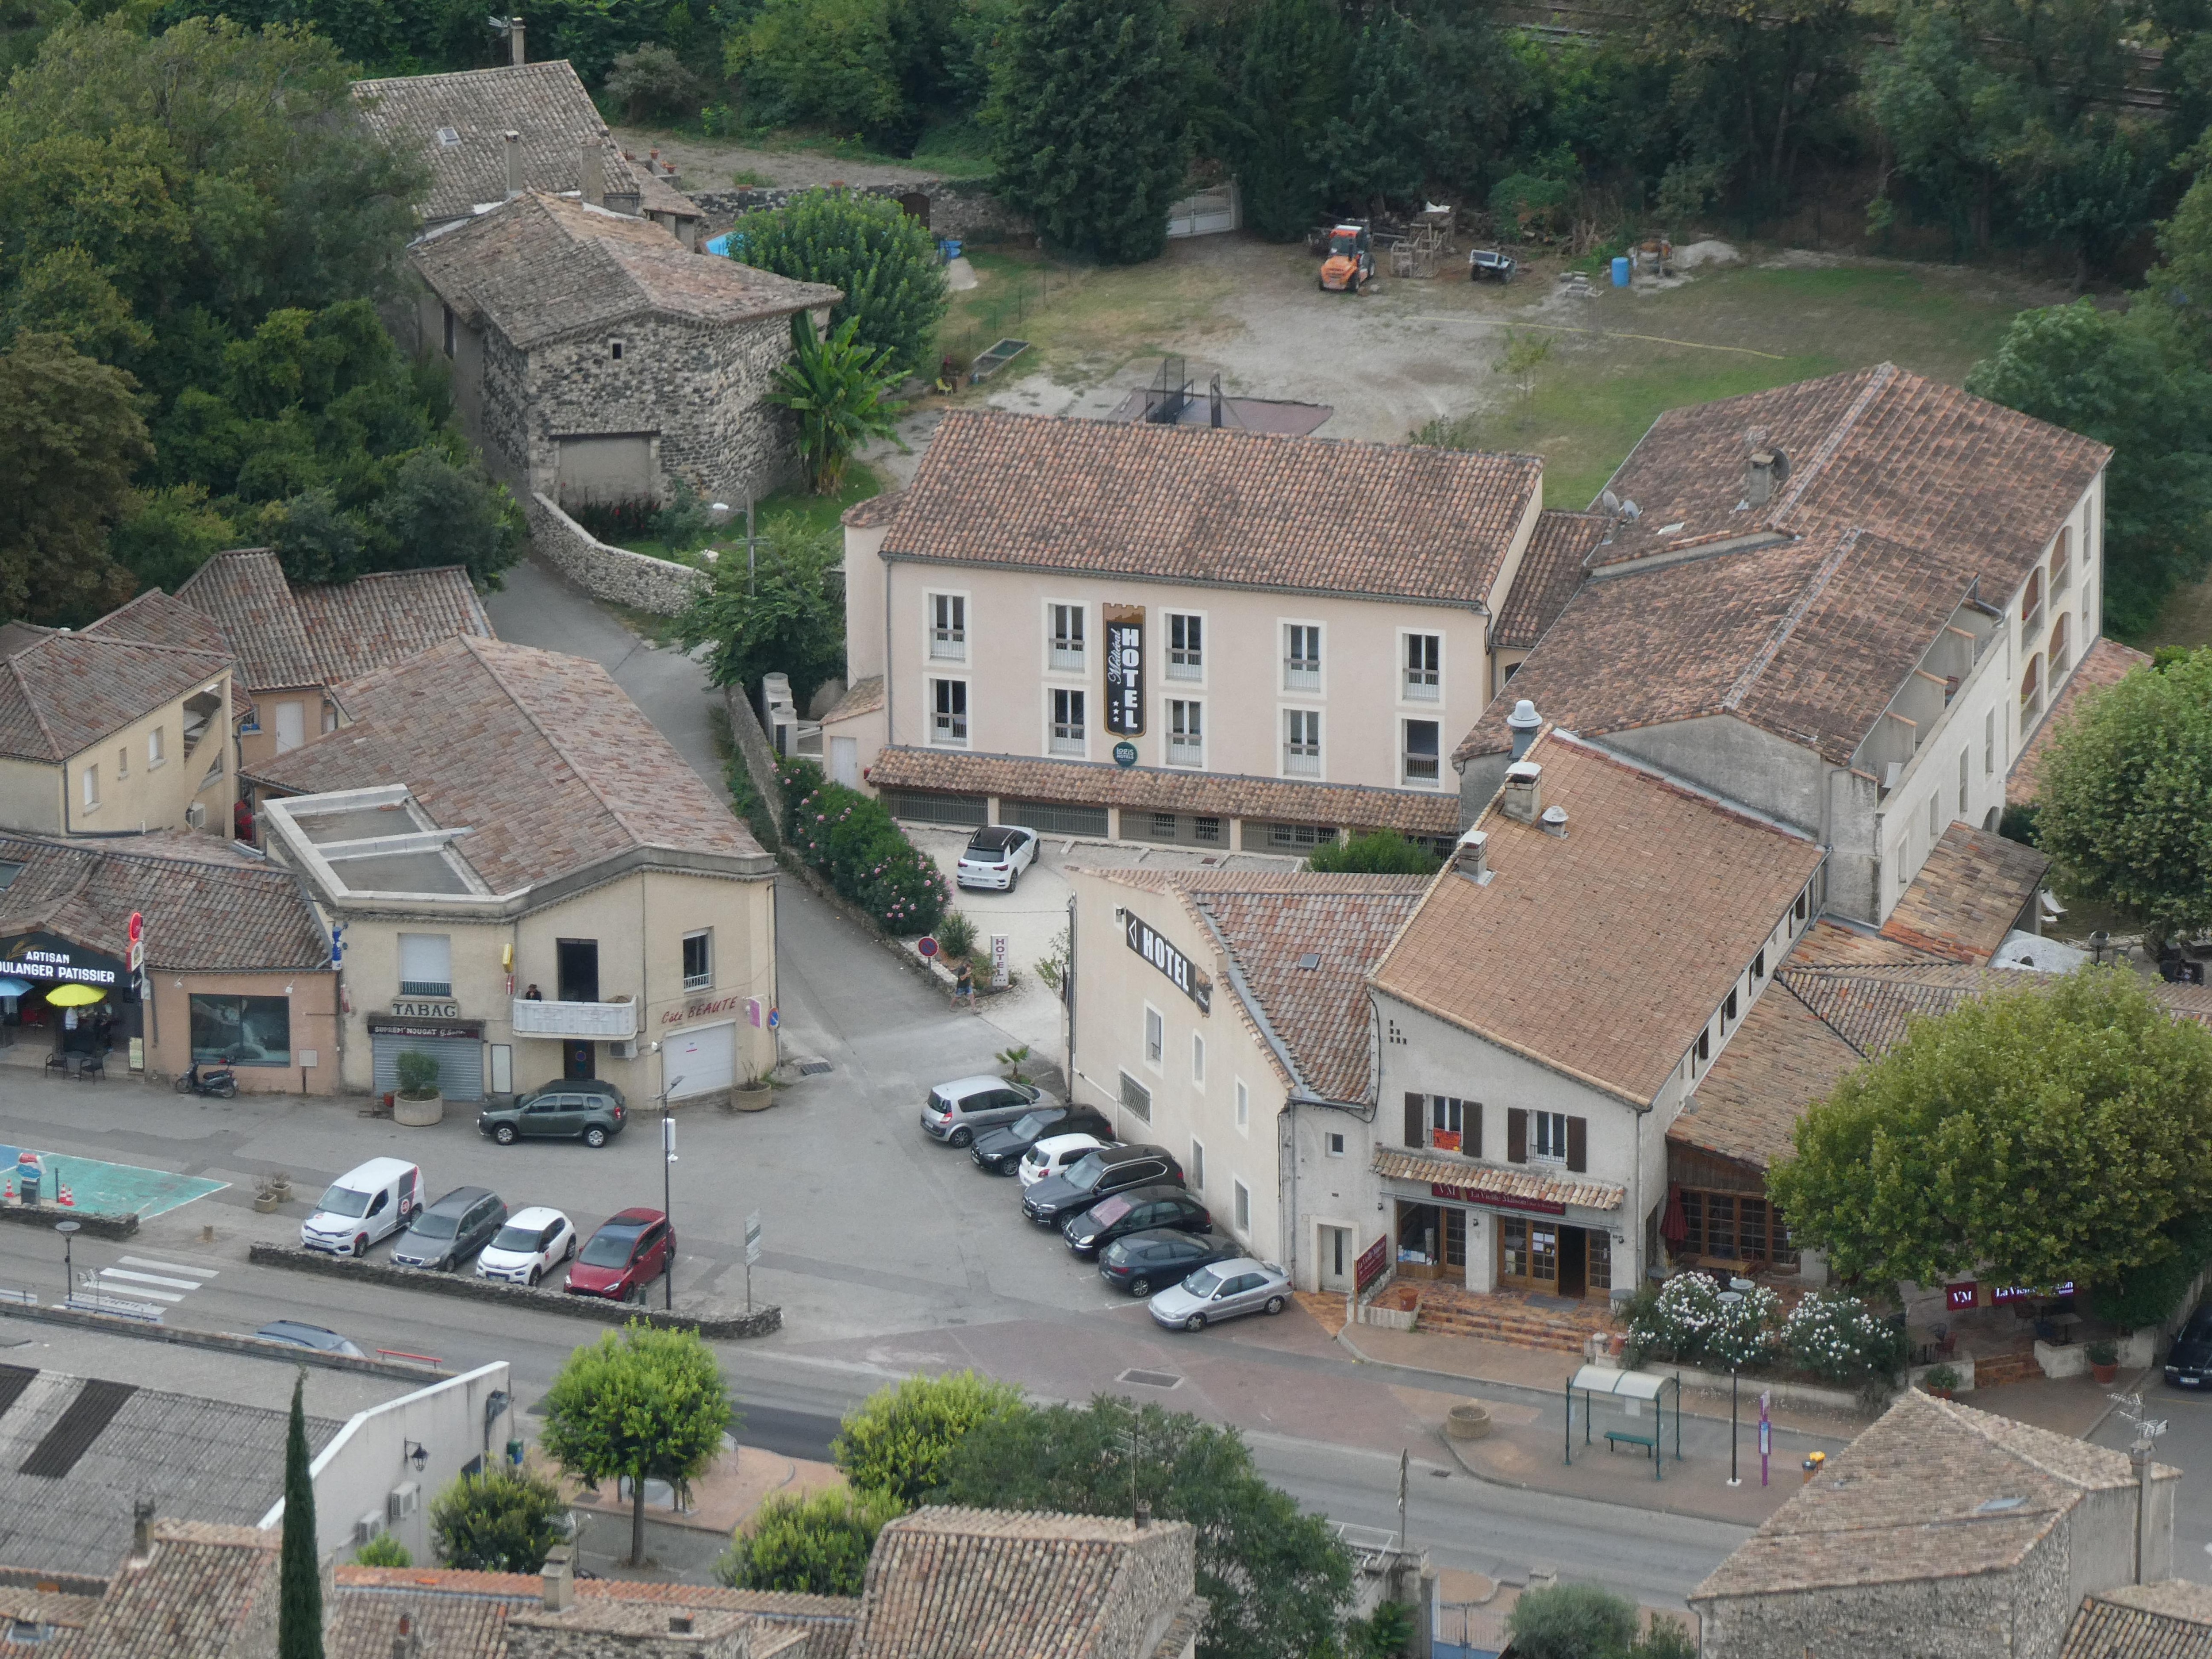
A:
[1104,604,1145,736]
[1124,910,1209,1013]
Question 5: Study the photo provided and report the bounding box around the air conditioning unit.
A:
[610,1040,637,1060]
[388,1481,420,1525]
[353,1510,385,1546]
[184,802,207,830]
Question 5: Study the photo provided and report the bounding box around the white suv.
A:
[956,825,1038,891]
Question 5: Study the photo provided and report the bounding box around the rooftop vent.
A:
[1506,699,1541,761]
[435,126,460,146]
[1296,953,1321,971]
[1501,760,1542,825]
[1540,804,1569,837]
[1453,828,1491,885]
[1975,1496,2026,1513]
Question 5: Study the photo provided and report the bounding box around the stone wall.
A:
[724,685,784,831]
[693,179,1032,244]
[526,492,710,616]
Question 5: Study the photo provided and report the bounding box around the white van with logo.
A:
[301,1157,422,1256]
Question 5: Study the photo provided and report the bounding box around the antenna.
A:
[2108,1391,2168,1452]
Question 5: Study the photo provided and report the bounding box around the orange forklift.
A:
[1318,223,1375,292]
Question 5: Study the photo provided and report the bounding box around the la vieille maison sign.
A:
[1124,910,1210,1013]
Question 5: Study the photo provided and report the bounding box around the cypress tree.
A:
[278,1371,323,1659]
[1233,0,1347,241]
[1320,7,1430,219]
[988,0,1191,264]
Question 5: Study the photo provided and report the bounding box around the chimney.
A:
[1743,426,1788,509]
[1452,829,1490,885]
[1501,761,1542,825]
[541,1543,574,1612]
[509,14,525,64]
[580,137,604,208]
[503,131,522,198]
[1540,804,1569,838]
[1506,698,1541,760]
[1133,1501,1150,1530]
[391,1612,420,1659]
[131,1499,155,1563]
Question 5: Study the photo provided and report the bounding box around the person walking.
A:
[954,960,974,1008]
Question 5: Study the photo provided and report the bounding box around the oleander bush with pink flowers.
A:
[776,757,949,936]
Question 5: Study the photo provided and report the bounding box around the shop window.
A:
[681,930,712,991]
[1678,1190,1797,1270]
[1143,1006,1164,1067]
[1501,1216,1557,1286]
[398,933,452,999]
[190,994,291,1067]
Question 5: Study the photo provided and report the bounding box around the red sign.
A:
[1946,1282,1978,1310]
[1431,1129,1462,1154]
[1354,1235,1389,1294]
[1430,1181,1567,1217]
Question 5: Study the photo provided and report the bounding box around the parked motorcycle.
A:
[174,1063,238,1099]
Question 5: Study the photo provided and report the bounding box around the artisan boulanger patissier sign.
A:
[1125,910,1209,1013]
[0,932,123,989]
[1104,603,1145,736]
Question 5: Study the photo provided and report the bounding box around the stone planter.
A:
[727,1084,775,1113]
[1444,1403,1493,1442]
[253,1194,280,1214]
[393,1091,444,1128]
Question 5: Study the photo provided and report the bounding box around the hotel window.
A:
[149,726,165,768]
[1191,1032,1205,1085]
[1233,1180,1251,1234]
[1959,748,1970,817]
[1236,1079,1249,1130]
[1049,603,1085,672]
[1404,633,1440,701]
[1284,625,1321,691]
[1167,699,1203,767]
[681,929,712,991]
[1189,1139,1206,1192]
[929,594,966,661]
[1167,613,1203,680]
[1284,709,1321,776]
[398,933,453,999]
[1531,1110,1569,1164]
[1051,688,1086,755]
[931,679,968,745]
[81,765,97,809]
[1403,719,1440,785]
[1144,1005,1164,1067]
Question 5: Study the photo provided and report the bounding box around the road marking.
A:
[93,1275,185,1303]
[117,1256,219,1279]
[99,1267,202,1290]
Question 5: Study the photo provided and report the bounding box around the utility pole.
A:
[1397,1448,1408,1554]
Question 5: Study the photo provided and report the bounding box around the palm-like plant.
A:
[768,311,903,494]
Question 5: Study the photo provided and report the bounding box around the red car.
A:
[565,1208,676,1302]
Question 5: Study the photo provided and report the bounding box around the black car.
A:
[2167,1305,2212,1387]
[970,1104,1115,1174]
[1064,1188,1211,1257]
[478,1080,628,1148]
[390,1186,507,1271]
[1098,1230,1240,1297]
[1023,1144,1183,1226]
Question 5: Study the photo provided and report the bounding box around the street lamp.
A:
[1718,1280,1750,1488]
[403,1440,430,1473]
[54,1220,78,1309]
[660,1074,683,1311]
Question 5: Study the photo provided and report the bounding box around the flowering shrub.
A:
[776,757,949,936]
[1780,1291,1905,1385]
[1625,1272,1782,1371]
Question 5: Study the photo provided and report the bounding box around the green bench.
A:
[1604,1428,1658,1459]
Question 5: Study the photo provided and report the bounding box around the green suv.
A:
[478,1081,629,1148]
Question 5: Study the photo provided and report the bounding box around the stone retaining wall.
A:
[693,180,1032,244]
[723,685,784,834]
[526,492,710,617]
[248,1242,781,1339]
[0,1202,135,1240]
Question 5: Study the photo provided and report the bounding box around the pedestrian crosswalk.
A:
[73,1253,219,1317]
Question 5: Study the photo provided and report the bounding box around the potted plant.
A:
[728,1060,774,1112]
[2087,1340,2120,1384]
[392,1050,444,1127]
[997,1045,1031,1083]
[1920,1363,1960,1401]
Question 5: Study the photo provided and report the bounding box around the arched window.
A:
[2051,527,2072,595]
[2049,611,2071,676]
[2020,655,2043,718]
[2022,568,2043,631]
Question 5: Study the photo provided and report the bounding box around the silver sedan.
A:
[1147,1257,1291,1331]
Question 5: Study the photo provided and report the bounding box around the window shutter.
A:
[1469,1101,1483,1160]
[1567,1116,1588,1173]
[1506,1108,1528,1164]
[1404,1093,1425,1149]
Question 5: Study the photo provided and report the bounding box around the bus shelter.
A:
[1563,1365,1680,1481]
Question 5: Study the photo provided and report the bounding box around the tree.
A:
[352,1532,412,1568]
[1228,0,1344,241]
[605,43,703,119]
[1769,968,2212,1292]
[832,1371,1025,1504]
[2035,647,2212,948]
[279,1372,323,1659]
[1967,300,2212,637]
[735,0,912,150]
[1320,8,1429,217]
[0,333,147,623]
[714,1486,906,1594]
[110,484,239,596]
[988,0,1192,264]
[540,1323,734,1567]
[1507,1583,1638,1659]
[1304,830,1441,875]
[430,1467,569,1571]
[676,513,848,707]
[933,1395,1352,1659]
[768,312,904,495]
[728,190,948,376]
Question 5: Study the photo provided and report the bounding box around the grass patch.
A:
[738,123,996,179]
[749,461,886,536]
[938,246,1239,382]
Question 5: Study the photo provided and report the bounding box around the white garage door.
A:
[663,1023,735,1101]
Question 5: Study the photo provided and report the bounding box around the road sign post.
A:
[744,1210,762,1311]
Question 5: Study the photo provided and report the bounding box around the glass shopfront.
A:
[1498,1215,1611,1298]
[189,994,291,1067]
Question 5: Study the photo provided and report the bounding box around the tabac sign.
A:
[1124,909,1209,1013]
[1103,603,1145,736]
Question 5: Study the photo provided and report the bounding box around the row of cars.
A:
[923,1074,1293,1330]
[297,1156,675,1300]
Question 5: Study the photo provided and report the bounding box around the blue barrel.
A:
[1611,255,1631,287]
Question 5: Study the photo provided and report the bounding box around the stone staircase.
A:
[1402,1283,1621,1354]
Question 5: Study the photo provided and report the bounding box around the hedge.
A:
[776,756,949,935]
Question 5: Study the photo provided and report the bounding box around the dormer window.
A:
[436,126,461,146]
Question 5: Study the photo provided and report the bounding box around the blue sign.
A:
[766,1008,780,1029]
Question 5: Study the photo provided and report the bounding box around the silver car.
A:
[1147,1257,1291,1331]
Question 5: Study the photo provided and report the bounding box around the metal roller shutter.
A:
[663,1024,735,1101]
[372,1035,485,1102]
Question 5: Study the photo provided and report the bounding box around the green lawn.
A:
[610,463,885,563]
[737,122,996,180]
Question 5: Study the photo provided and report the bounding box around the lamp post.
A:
[1718,1280,1749,1488]
[54,1219,78,1309]
[660,1075,683,1311]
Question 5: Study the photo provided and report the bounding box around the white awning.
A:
[1568,1365,1669,1400]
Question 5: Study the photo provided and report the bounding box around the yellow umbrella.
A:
[44,984,104,1007]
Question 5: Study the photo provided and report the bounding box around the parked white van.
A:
[301,1158,422,1256]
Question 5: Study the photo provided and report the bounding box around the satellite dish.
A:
[1600,490,1621,514]
[1620,499,1641,521]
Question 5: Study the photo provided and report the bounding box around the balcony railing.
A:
[512,997,637,1040]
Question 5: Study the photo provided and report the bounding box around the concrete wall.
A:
[0,757,60,834]
[842,520,891,684]
[236,684,337,779]
[692,180,1032,244]
[526,493,710,617]
[142,967,341,1095]
[20,673,236,840]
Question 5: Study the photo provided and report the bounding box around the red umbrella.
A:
[1660,1183,1689,1249]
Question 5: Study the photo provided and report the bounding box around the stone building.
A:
[408,191,839,510]
[1691,1391,2180,1659]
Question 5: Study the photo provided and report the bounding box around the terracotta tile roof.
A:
[2009,635,2153,805]
[350,61,668,225]
[173,550,322,690]
[1790,916,1943,967]
[1693,1392,2173,1603]
[59,1521,279,1659]
[630,157,702,220]
[1458,526,1972,766]
[246,636,764,890]
[842,489,904,529]
[1593,365,2110,584]
[869,746,1460,836]
[0,622,53,659]
[0,632,229,764]
[79,589,231,657]
[821,675,885,724]
[0,834,329,971]
[1372,731,1824,1103]
[850,1507,1200,1659]
[1879,822,2049,962]
[411,192,839,351]
[0,1587,100,1629]
[1670,980,1864,1170]
[1493,510,1605,649]
[2062,1583,2212,1659]
[883,411,1544,604]
[1780,961,2034,1055]
[1371,1145,1626,1210]
[327,1586,512,1659]
[294,566,494,684]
